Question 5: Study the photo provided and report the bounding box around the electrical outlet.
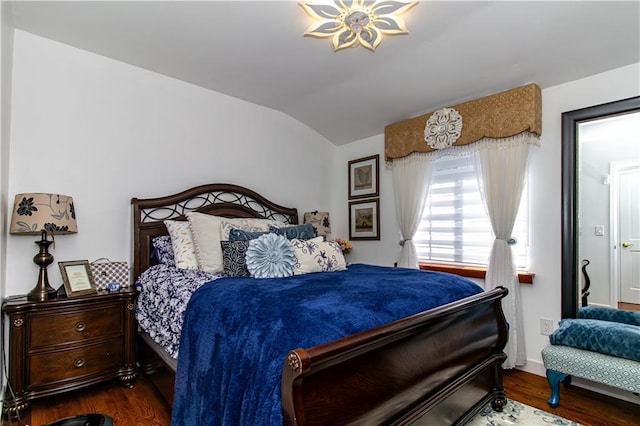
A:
[540,318,554,336]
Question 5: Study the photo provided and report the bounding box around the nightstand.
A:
[1,289,137,417]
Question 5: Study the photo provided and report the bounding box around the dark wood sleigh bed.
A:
[131,183,509,425]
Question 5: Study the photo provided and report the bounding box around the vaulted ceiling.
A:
[7,1,640,145]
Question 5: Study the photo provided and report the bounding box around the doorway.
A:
[612,163,640,308]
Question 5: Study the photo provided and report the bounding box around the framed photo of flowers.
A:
[348,155,379,199]
[349,199,380,241]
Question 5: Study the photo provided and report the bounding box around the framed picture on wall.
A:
[349,199,380,240]
[348,155,379,199]
[59,260,97,297]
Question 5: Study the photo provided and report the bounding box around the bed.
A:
[132,183,509,425]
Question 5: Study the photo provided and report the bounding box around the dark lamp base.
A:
[29,231,57,301]
[27,285,58,301]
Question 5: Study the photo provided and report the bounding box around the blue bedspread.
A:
[171,263,483,425]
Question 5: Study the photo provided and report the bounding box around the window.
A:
[415,153,528,269]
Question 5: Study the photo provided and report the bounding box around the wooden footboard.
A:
[281,286,509,425]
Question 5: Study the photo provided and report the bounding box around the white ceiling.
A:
[6,1,640,145]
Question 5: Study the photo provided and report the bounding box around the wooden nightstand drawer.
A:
[2,290,137,417]
[29,338,123,387]
[30,305,123,347]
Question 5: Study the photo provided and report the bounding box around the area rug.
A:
[467,398,582,425]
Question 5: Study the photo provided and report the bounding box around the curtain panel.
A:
[472,134,538,368]
[390,154,434,268]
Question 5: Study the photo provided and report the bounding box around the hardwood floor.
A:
[618,302,640,312]
[2,375,171,426]
[502,369,639,426]
[2,369,638,425]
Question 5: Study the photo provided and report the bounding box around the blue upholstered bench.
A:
[541,306,640,408]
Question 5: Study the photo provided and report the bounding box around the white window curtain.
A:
[391,153,435,268]
[472,132,539,368]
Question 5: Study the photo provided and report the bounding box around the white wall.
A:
[329,134,398,267]
[0,0,15,409]
[4,30,335,296]
[335,63,640,376]
[1,0,13,302]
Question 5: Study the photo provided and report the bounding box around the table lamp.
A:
[10,193,78,301]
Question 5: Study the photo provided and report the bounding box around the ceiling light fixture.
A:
[300,1,417,52]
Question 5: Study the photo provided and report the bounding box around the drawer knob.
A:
[74,357,85,368]
[75,321,86,332]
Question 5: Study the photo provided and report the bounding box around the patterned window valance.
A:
[385,83,542,161]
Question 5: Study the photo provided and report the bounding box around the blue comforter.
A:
[171,264,483,425]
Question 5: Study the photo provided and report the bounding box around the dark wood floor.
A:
[3,369,638,425]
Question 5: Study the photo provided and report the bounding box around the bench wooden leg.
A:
[546,369,569,408]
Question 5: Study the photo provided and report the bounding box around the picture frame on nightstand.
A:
[59,260,97,297]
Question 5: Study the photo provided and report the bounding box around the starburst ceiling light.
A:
[300,1,417,52]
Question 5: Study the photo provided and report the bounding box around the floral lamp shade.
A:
[303,211,331,238]
[10,193,77,235]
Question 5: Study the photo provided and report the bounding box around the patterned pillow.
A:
[220,218,285,240]
[220,241,251,277]
[269,223,316,240]
[550,318,640,362]
[303,211,331,238]
[164,220,198,270]
[228,228,270,241]
[291,239,347,275]
[245,234,296,278]
[152,235,175,267]
[579,306,640,326]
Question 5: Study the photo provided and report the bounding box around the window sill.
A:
[418,262,534,284]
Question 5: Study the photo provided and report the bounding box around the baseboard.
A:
[516,359,546,377]
[517,359,640,406]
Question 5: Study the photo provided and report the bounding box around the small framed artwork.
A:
[348,154,379,199]
[59,260,97,297]
[349,199,380,240]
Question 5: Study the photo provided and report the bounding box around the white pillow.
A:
[187,213,287,273]
[164,220,198,270]
[186,213,226,273]
[291,238,347,275]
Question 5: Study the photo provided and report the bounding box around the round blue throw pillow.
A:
[245,233,296,278]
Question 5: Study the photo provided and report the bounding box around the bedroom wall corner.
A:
[333,134,398,267]
[5,30,335,297]
[0,0,15,409]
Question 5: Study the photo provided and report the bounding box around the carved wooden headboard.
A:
[131,183,298,279]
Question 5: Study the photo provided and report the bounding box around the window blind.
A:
[415,154,528,268]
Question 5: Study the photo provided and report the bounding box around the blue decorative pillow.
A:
[220,241,251,277]
[152,235,176,267]
[269,223,316,240]
[245,234,296,278]
[228,228,270,241]
[550,318,640,362]
[579,306,640,326]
